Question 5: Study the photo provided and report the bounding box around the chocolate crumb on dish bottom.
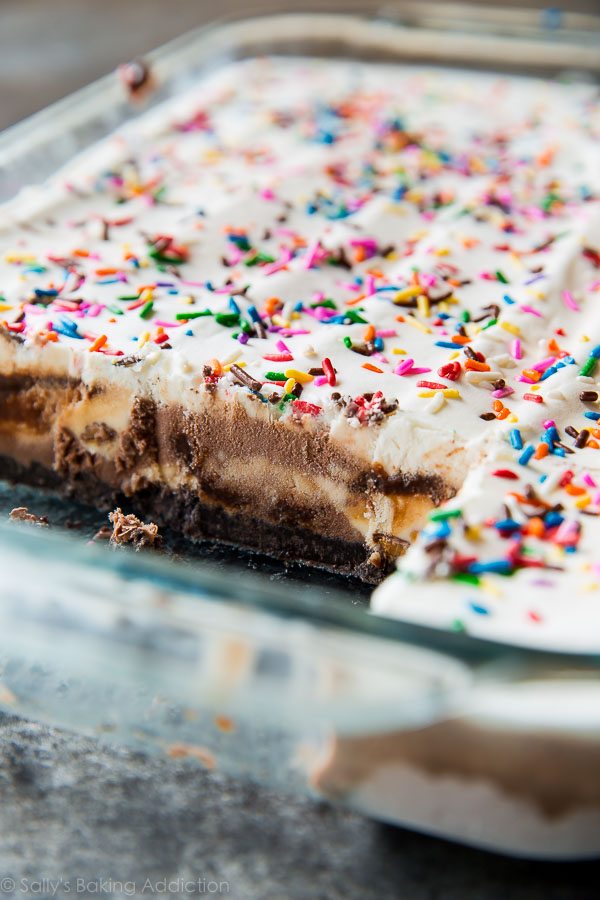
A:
[0,58,598,595]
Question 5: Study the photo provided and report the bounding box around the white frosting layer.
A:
[0,58,599,648]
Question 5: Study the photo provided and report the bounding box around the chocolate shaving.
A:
[113,354,142,367]
[230,364,263,393]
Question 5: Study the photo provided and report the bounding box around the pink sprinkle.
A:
[519,304,543,318]
[532,356,556,373]
[376,329,397,338]
[86,304,103,318]
[281,329,310,337]
[276,340,291,353]
[511,339,522,360]
[491,387,514,399]
[262,247,292,276]
[582,473,597,488]
[304,240,321,270]
[394,358,415,376]
[259,188,276,200]
[562,290,580,312]
[364,274,376,296]
[542,419,556,430]
[517,375,536,384]
[154,320,182,328]
[313,375,328,387]
[180,280,206,288]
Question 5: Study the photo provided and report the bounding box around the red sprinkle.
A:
[438,361,461,381]
[417,380,447,390]
[322,356,336,386]
[491,469,519,480]
[292,400,321,416]
[523,393,543,403]
[154,333,170,344]
[263,352,294,362]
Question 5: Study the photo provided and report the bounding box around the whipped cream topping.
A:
[0,58,599,647]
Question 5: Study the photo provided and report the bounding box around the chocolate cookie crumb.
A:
[108,507,161,550]
[9,507,49,527]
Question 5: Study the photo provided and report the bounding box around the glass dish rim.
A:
[1,3,599,665]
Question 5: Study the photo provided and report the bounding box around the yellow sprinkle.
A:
[575,494,591,509]
[507,414,519,422]
[394,286,422,304]
[449,351,460,360]
[479,577,503,598]
[418,390,435,398]
[437,301,449,314]
[284,377,295,394]
[464,525,481,541]
[138,331,150,348]
[531,384,541,392]
[224,360,246,372]
[284,368,313,384]
[444,295,459,305]
[183,295,195,305]
[391,347,407,355]
[500,321,521,336]
[581,334,590,342]
[404,317,431,335]
[434,248,450,257]
[4,253,37,264]
[272,314,290,327]
[139,287,153,302]
[290,311,301,320]
[416,294,430,318]
[443,389,460,399]
[0,303,13,312]
[583,581,600,592]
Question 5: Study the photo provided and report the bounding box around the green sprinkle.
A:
[139,300,154,319]
[343,336,353,349]
[310,298,337,310]
[429,508,462,522]
[148,249,187,265]
[580,357,597,378]
[481,318,498,330]
[117,294,140,302]
[452,573,481,586]
[461,310,470,323]
[450,618,467,633]
[215,312,240,327]
[345,310,368,324]
[265,371,286,380]
[106,304,124,316]
[175,310,212,321]
[495,271,509,284]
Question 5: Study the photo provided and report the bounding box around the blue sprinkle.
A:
[167,289,179,295]
[437,312,451,320]
[584,411,600,421]
[545,511,564,528]
[322,315,347,325]
[247,305,263,324]
[509,428,523,450]
[427,521,452,540]
[565,545,577,554]
[373,337,384,351]
[518,445,535,465]
[34,288,58,298]
[494,518,521,532]
[185,329,193,336]
[229,297,240,315]
[469,601,490,616]
[434,341,458,349]
[591,345,600,359]
[131,336,138,342]
[392,185,407,201]
[540,365,557,381]
[554,446,566,457]
[468,560,513,575]
[502,294,515,305]
[293,301,304,312]
[539,473,548,483]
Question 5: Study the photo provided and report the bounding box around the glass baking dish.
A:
[0,3,599,859]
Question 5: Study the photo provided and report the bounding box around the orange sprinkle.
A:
[588,440,599,449]
[345,294,365,306]
[72,249,90,258]
[208,357,223,376]
[363,324,376,342]
[495,408,510,420]
[492,400,504,413]
[522,368,541,382]
[411,271,421,286]
[263,297,281,316]
[214,715,235,733]
[88,334,107,352]
[465,359,490,372]
[525,517,545,538]
[362,362,383,374]
[95,267,119,276]
[451,335,471,345]
[354,246,367,263]
[534,443,549,459]
[565,483,586,496]
[395,314,406,322]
